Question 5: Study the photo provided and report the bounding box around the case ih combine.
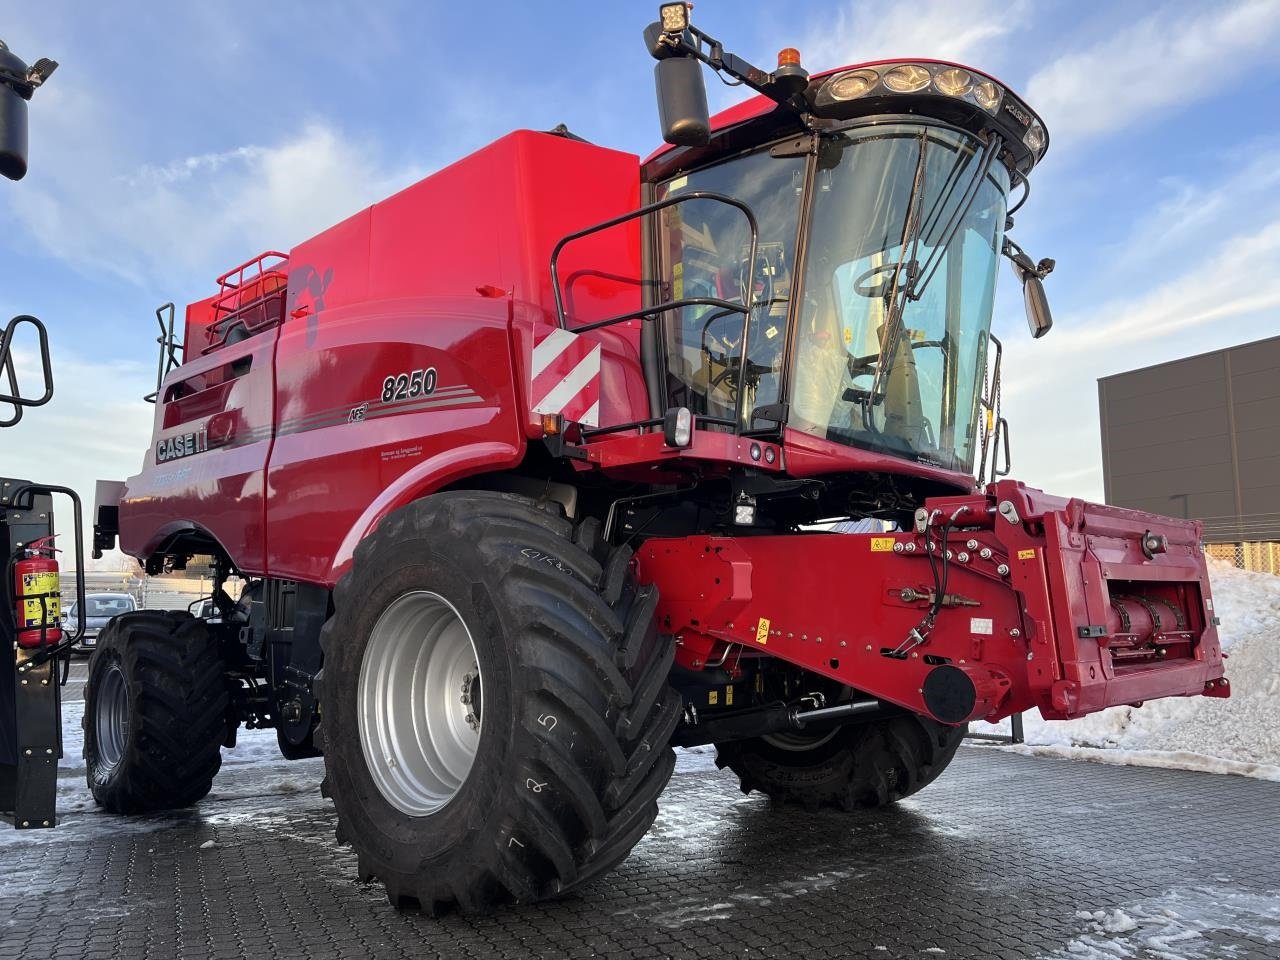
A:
[88,7,1227,911]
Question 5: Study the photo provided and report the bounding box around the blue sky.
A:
[3,0,1280,532]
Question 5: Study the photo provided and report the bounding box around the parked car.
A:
[62,592,137,654]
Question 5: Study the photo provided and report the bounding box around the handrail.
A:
[0,315,54,428]
[548,190,761,431]
[144,302,180,404]
[977,332,1006,483]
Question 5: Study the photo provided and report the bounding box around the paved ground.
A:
[2,668,1277,960]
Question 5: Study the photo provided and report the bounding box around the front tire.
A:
[715,713,965,810]
[318,491,680,913]
[84,611,229,813]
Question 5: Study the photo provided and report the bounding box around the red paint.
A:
[120,130,648,585]
[110,66,1227,725]
[14,537,61,649]
[637,479,1226,724]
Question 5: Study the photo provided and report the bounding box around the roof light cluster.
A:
[813,60,1048,164]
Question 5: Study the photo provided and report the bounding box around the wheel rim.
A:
[95,661,130,770]
[358,591,483,816]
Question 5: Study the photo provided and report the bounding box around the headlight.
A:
[972,80,1001,113]
[1023,120,1046,154]
[663,406,693,447]
[659,2,689,33]
[882,64,931,93]
[934,68,972,97]
[826,68,878,101]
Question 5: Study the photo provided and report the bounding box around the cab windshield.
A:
[794,123,1008,472]
[655,121,1008,475]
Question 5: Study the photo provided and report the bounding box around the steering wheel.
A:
[852,262,903,299]
[700,308,744,364]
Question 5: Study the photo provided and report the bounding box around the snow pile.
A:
[1049,886,1280,959]
[973,559,1280,780]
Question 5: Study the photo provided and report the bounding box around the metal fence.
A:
[1205,541,1280,575]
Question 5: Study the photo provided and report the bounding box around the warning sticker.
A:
[708,690,719,706]
[871,537,896,552]
[725,685,734,706]
[19,572,60,628]
[1017,549,1036,560]
[755,617,770,645]
[970,617,994,635]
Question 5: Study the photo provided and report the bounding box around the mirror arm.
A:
[647,20,807,110]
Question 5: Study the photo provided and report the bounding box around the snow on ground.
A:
[972,560,1280,781]
[1047,886,1280,959]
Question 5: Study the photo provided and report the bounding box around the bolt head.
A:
[997,563,1010,576]
[979,547,993,560]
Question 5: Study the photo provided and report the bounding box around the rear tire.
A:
[317,491,680,913]
[84,611,229,813]
[715,714,965,810]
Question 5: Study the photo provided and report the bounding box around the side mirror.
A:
[0,40,57,182]
[0,69,29,182]
[1022,275,1053,339]
[654,55,710,147]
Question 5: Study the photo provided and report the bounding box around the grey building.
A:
[1098,334,1280,571]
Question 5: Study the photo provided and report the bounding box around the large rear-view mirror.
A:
[0,40,58,182]
[654,55,710,147]
[1023,275,1053,339]
[0,71,29,181]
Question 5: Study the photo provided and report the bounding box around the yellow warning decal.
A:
[1017,549,1036,560]
[708,690,719,706]
[755,617,770,645]
[871,537,896,552]
[725,685,734,706]
[18,572,60,628]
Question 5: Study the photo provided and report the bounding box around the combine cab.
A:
[89,6,1226,911]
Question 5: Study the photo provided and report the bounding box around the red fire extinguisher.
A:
[13,534,61,649]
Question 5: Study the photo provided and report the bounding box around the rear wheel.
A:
[84,611,229,813]
[317,491,680,913]
[715,713,965,810]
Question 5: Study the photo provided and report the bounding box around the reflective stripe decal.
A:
[531,329,601,427]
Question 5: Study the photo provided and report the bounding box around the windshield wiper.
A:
[864,132,1004,421]
[865,130,930,425]
[906,133,1003,301]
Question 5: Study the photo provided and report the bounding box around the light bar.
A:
[811,60,1049,167]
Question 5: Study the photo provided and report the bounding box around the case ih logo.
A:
[156,428,208,463]
[530,328,601,427]
[1002,99,1031,128]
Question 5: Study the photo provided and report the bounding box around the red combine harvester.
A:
[90,7,1227,911]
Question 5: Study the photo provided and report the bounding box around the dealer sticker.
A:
[1018,549,1037,560]
[970,617,994,635]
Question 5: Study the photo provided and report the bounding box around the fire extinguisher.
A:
[13,534,61,649]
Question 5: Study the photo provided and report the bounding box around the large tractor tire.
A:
[715,713,965,810]
[84,611,230,813]
[317,491,681,913]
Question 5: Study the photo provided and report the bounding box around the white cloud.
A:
[996,213,1280,501]
[797,0,1030,77]
[1026,0,1280,144]
[7,81,424,288]
[1,344,155,555]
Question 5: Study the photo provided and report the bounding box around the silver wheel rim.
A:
[358,591,483,816]
[761,727,842,752]
[95,661,130,770]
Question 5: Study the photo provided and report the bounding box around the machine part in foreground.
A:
[315,492,681,912]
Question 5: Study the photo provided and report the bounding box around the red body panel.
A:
[121,130,650,585]
[637,480,1227,723]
